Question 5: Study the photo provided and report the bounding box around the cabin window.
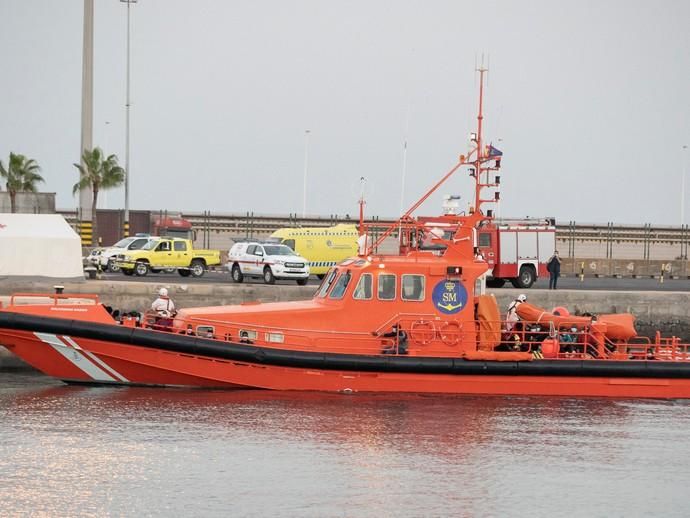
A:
[196,325,215,339]
[317,269,339,298]
[266,332,285,343]
[401,274,425,301]
[377,274,396,301]
[353,273,373,300]
[329,270,352,299]
[478,233,491,247]
[282,239,296,251]
[174,241,187,252]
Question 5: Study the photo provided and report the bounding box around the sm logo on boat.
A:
[431,280,468,314]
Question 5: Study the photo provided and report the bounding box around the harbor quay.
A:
[2,281,689,370]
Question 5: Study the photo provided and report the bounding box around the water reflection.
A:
[2,374,690,517]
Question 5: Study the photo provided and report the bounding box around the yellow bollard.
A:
[660,263,665,284]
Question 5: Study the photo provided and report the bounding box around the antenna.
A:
[399,103,411,213]
[358,176,367,236]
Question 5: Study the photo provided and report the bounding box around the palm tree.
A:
[0,152,44,213]
[73,147,125,244]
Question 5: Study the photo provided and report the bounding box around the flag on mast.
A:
[487,144,503,157]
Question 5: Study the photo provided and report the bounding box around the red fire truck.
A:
[476,218,556,288]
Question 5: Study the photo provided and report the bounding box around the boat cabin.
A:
[175,224,494,358]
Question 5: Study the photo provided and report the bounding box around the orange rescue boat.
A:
[1,70,690,398]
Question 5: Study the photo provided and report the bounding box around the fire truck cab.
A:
[476,218,556,288]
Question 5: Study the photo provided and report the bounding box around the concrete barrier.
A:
[2,281,690,370]
[562,258,690,279]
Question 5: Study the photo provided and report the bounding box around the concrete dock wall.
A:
[561,258,690,279]
[2,281,690,370]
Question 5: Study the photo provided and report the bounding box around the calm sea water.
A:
[2,372,690,517]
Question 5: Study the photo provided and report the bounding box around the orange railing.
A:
[5,293,690,361]
[79,310,690,361]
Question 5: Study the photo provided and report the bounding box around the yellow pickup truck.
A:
[115,237,221,278]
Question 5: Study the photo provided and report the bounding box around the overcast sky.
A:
[1,1,689,225]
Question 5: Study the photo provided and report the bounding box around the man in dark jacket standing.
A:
[547,251,561,290]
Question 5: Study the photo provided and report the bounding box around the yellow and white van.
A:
[270,223,359,277]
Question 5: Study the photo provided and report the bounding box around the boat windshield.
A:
[329,270,352,299]
[317,269,338,298]
[264,245,297,256]
[141,239,160,251]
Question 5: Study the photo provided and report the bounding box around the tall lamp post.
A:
[681,145,688,259]
[79,0,94,245]
[683,145,688,227]
[302,129,310,219]
[120,0,137,238]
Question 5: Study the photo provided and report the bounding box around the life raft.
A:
[516,302,637,341]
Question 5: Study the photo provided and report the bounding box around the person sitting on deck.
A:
[380,324,408,355]
[151,288,176,330]
[560,326,579,355]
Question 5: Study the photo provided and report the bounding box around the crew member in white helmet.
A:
[505,294,527,333]
[151,287,175,317]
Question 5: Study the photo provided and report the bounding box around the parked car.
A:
[115,237,221,277]
[227,241,310,285]
[84,247,104,267]
[270,223,358,279]
[98,236,151,272]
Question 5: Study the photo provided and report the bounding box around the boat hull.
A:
[3,312,690,398]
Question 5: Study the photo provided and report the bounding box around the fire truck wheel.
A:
[511,265,536,289]
[486,278,506,288]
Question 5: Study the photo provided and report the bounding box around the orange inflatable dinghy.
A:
[516,303,591,328]
[516,303,637,341]
[597,313,637,340]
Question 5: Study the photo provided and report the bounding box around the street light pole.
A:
[302,129,310,218]
[79,0,94,245]
[121,0,137,237]
[683,145,688,227]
